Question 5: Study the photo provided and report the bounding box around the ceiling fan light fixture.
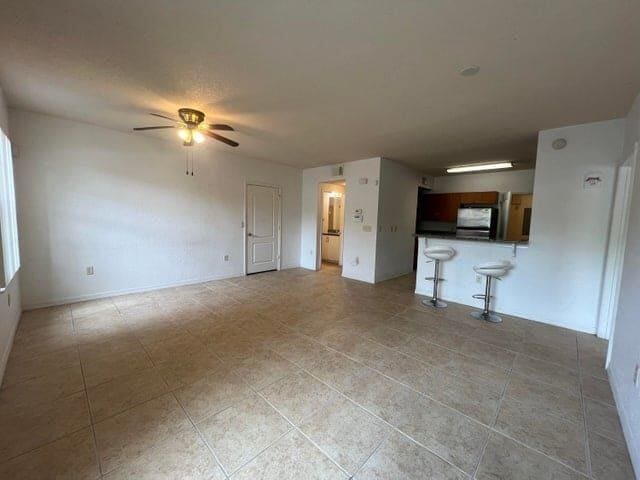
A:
[446,162,513,174]
[177,128,191,142]
[178,108,205,126]
[134,108,237,148]
[193,131,205,144]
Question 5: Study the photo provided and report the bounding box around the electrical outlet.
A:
[86,266,94,276]
[223,254,229,262]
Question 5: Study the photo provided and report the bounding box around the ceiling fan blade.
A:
[133,126,175,131]
[149,113,178,122]
[207,124,234,131]
[202,130,239,147]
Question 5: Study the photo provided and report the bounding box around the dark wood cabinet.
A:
[423,194,449,221]
[460,191,499,205]
[421,191,499,223]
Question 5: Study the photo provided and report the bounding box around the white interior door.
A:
[246,184,280,274]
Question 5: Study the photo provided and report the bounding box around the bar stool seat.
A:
[471,261,512,323]
[473,261,511,278]
[422,246,455,308]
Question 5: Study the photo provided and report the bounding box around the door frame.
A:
[316,180,346,271]
[243,182,282,276]
[598,143,637,364]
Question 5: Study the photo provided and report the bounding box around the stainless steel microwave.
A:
[456,206,499,239]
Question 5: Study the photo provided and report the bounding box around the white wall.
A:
[0,87,23,386]
[301,158,381,283]
[375,158,421,282]
[431,168,535,193]
[417,119,625,334]
[11,110,302,308]
[609,93,640,476]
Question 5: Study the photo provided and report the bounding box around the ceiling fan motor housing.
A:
[178,108,205,127]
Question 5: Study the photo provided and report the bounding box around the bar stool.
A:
[421,246,456,308]
[471,261,512,323]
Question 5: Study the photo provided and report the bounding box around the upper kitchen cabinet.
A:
[422,193,458,222]
[421,191,499,223]
[459,191,499,205]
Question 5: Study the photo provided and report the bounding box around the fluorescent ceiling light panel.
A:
[446,162,513,174]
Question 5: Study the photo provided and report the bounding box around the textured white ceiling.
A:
[1,0,639,173]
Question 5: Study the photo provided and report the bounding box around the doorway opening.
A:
[317,181,346,275]
[245,183,282,275]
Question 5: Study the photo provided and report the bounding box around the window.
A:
[0,128,20,289]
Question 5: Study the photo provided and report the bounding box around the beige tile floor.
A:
[0,265,635,479]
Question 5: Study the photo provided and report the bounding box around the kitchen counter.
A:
[414,232,528,246]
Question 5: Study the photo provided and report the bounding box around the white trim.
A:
[599,143,637,343]
[0,307,19,386]
[244,182,282,275]
[608,365,640,477]
[22,267,298,311]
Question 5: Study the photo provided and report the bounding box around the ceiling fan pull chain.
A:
[185,150,189,175]
[191,151,194,176]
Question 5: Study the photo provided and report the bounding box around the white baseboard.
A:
[24,266,300,311]
[375,269,414,283]
[0,312,19,387]
[609,365,640,479]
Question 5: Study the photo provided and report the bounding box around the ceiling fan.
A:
[133,108,238,147]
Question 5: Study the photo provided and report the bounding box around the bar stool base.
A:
[422,298,448,309]
[471,311,502,323]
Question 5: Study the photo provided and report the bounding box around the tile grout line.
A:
[576,337,594,479]
[255,378,369,477]
[171,391,232,480]
[471,359,515,479]
[75,300,187,478]
[390,309,577,372]
[289,308,588,430]
[7,275,612,479]
[71,309,105,479]
[284,324,494,429]
[298,311,512,396]
[194,341,351,478]
[136,284,592,480]
[274,323,593,479]
[270,352,471,478]
[0,311,98,470]
[170,337,296,479]
[348,431,390,480]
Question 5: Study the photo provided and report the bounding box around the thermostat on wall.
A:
[583,171,604,189]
